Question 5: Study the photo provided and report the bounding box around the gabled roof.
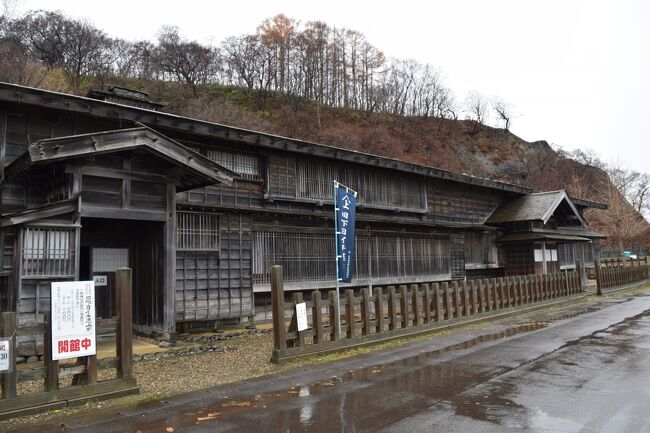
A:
[486,190,587,226]
[5,127,238,192]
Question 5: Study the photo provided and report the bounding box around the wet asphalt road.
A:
[62,292,650,433]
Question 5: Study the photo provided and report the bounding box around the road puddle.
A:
[125,321,551,432]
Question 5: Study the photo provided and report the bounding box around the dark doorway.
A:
[80,218,165,330]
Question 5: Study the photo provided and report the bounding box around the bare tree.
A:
[8,10,110,91]
[464,91,488,134]
[492,97,512,131]
[155,26,220,95]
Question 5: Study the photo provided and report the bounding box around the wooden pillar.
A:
[0,312,16,398]
[44,312,59,392]
[328,290,341,341]
[374,287,384,334]
[312,291,324,344]
[388,286,397,331]
[594,259,602,296]
[361,288,371,336]
[271,266,287,350]
[116,268,133,380]
[412,285,422,326]
[163,183,177,336]
[345,289,355,338]
[399,286,409,328]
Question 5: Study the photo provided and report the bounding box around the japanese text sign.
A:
[296,302,308,332]
[51,281,96,361]
[335,182,357,283]
[0,339,10,372]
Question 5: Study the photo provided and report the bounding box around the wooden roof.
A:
[5,126,237,191]
[0,82,533,195]
[486,190,587,226]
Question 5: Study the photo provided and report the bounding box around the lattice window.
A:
[176,212,219,251]
[204,149,261,181]
[252,231,450,286]
[295,160,426,210]
[22,227,76,278]
[464,232,498,266]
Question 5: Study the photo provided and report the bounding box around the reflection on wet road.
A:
[72,293,650,433]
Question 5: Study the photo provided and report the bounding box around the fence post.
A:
[44,311,59,392]
[399,286,409,327]
[412,284,422,326]
[361,288,370,336]
[374,287,384,334]
[594,259,602,296]
[116,267,133,380]
[433,283,443,322]
[271,266,287,351]
[388,286,397,331]
[312,291,324,344]
[423,284,432,324]
[292,292,305,347]
[328,290,341,341]
[0,312,16,399]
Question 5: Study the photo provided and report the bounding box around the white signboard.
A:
[0,339,10,372]
[296,302,308,332]
[51,281,96,361]
[93,275,107,287]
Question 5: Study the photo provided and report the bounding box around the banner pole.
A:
[333,180,341,339]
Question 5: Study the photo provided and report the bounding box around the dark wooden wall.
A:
[175,212,252,322]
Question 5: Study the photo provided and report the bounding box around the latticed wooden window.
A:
[295,160,426,210]
[464,232,498,266]
[252,231,450,286]
[176,212,219,251]
[21,227,76,278]
[204,149,261,181]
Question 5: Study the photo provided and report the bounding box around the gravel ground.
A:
[0,332,288,432]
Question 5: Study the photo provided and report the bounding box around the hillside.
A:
[74,76,645,249]
[7,73,649,248]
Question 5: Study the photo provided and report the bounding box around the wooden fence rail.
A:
[595,259,650,295]
[0,268,138,420]
[271,263,585,363]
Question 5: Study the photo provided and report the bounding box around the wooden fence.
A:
[595,259,650,295]
[0,268,138,420]
[271,263,585,363]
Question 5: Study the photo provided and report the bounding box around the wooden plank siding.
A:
[175,212,253,322]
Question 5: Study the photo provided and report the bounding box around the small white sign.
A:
[296,302,308,332]
[0,339,10,372]
[51,281,96,361]
[93,275,107,287]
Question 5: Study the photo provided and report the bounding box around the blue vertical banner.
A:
[334,181,357,283]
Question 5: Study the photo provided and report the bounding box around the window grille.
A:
[22,227,75,278]
[176,212,219,251]
[464,232,498,266]
[252,231,449,286]
[204,149,261,181]
[92,248,129,272]
[295,160,426,210]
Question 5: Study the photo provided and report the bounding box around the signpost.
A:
[50,281,96,361]
[333,181,357,338]
[93,275,107,287]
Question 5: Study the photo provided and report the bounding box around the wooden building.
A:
[0,82,606,344]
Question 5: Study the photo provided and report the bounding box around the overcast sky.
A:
[13,0,650,173]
